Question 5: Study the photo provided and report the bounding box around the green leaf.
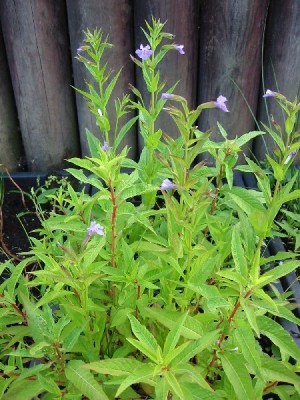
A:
[167,330,219,366]
[217,122,228,138]
[235,130,264,148]
[86,129,101,157]
[261,356,300,386]
[261,122,285,153]
[128,314,161,362]
[231,223,248,278]
[234,320,261,376]
[37,374,61,395]
[240,297,260,336]
[266,154,284,181]
[173,364,214,392]
[226,186,265,215]
[115,364,156,397]
[2,379,44,400]
[220,353,255,400]
[103,67,122,106]
[65,360,109,400]
[85,358,144,376]
[256,316,300,360]
[256,260,300,288]
[144,307,203,339]
[163,313,188,358]
[114,116,139,151]
[164,370,185,399]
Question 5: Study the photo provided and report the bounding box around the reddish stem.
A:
[208,288,252,369]
[11,303,27,325]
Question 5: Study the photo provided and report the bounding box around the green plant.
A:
[1,19,300,400]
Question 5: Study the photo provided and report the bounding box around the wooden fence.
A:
[0,0,299,172]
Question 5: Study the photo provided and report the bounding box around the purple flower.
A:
[263,89,276,98]
[214,95,229,113]
[77,47,83,54]
[284,150,297,165]
[102,141,109,151]
[87,221,105,237]
[161,93,174,100]
[135,44,153,60]
[160,179,176,191]
[174,44,185,55]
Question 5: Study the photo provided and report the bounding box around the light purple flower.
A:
[263,89,276,98]
[77,46,83,54]
[135,44,153,60]
[87,221,105,237]
[161,93,174,100]
[160,179,176,191]
[284,150,297,165]
[174,44,185,55]
[214,95,229,112]
[102,141,109,151]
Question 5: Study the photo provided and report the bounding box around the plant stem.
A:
[208,288,252,369]
[109,180,117,268]
[211,164,224,215]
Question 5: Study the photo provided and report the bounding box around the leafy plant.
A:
[1,19,300,400]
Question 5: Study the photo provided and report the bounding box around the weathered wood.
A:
[0,28,21,171]
[198,0,268,160]
[254,0,300,161]
[133,0,200,146]
[0,0,79,171]
[66,0,136,158]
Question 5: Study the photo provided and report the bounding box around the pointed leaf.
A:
[256,316,300,360]
[231,223,248,278]
[234,320,261,376]
[163,313,188,358]
[85,358,144,376]
[220,353,255,400]
[115,364,156,397]
[235,130,264,148]
[164,370,185,399]
[65,360,109,400]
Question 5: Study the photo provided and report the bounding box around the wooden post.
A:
[198,0,268,160]
[0,28,21,171]
[133,0,200,148]
[0,0,80,172]
[254,0,300,161]
[66,0,137,158]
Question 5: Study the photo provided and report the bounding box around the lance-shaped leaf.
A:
[256,316,300,360]
[220,353,255,400]
[127,314,162,363]
[233,320,262,377]
[255,260,300,288]
[65,360,109,400]
[84,358,144,377]
[231,223,248,278]
[115,364,157,398]
[167,330,219,366]
[162,313,187,358]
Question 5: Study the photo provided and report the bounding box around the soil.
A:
[0,185,42,263]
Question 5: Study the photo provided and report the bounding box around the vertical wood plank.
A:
[133,0,200,145]
[254,0,300,161]
[66,0,136,158]
[0,0,79,172]
[198,0,268,159]
[0,27,21,171]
